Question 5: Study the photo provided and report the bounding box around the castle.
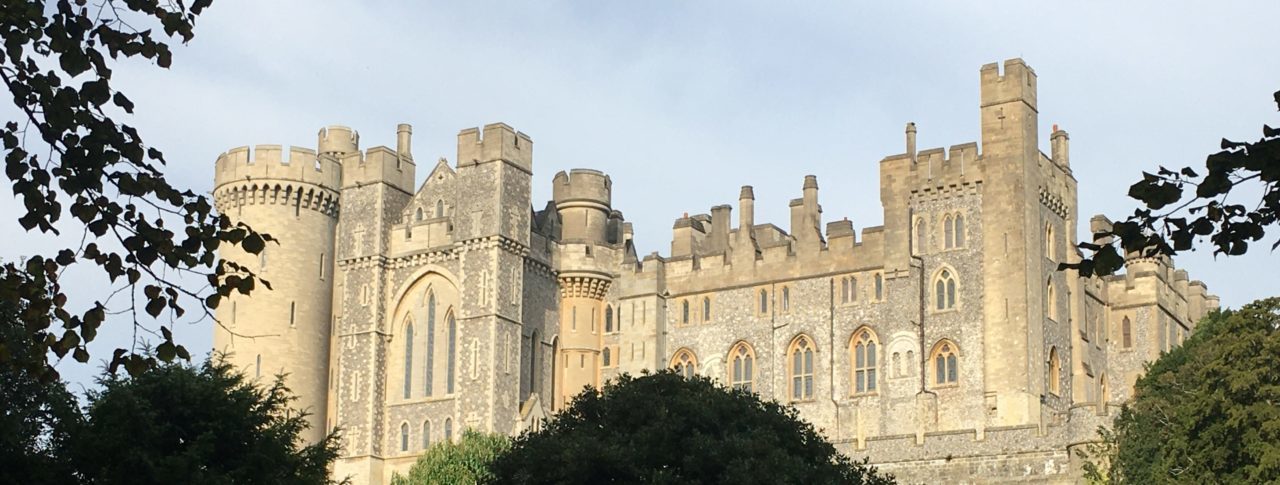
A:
[211,59,1219,484]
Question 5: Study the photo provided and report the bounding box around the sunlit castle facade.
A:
[211,59,1218,484]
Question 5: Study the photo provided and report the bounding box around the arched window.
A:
[425,291,436,396]
[840,276,857,304]
[944,214,955,249]
[935,269,957,310]
[1047,347,1060,396]
[403,319,414,399]
[255,354,261,378]
[1046,279,1056,321]
[931,340,959,386]
[446,311,457,394]
[681,300,690,325]
[602,347,612,367]
[702,297,711,322]
[415,207,424,221]
[400,422,409,452]
[759,289,769,314]
[874,273,884,301]
[605,305,614,333]
[788,335,816,402]
[915,218,927,254]
[435,199,445,218]
[1122,317,1132,348]
[1100,375,1108,404]
[443,418,453,442]
[1045,223,1055,260]
[528,331,539,392]
[851,328,879,395]
[728,342,755,392]
[422,420,431,449]
[781,286,791,312]
[671,349,698,378]
[954,214,965,247]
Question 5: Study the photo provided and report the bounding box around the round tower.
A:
[211,137,345,444]
[550,169,614,409]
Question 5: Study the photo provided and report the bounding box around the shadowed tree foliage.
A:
[1,0,273,380]
[489,371,894,485]
[1069,90,1280,276]
[0,299,82,484]
[1082,298,1280,483]
[70,356,342,485]
[390,430,510,485]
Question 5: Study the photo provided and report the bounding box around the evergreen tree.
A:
[391,430,510,485]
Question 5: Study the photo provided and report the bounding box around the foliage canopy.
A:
[1085,298,1280,483]
[489,371,894,485]
[390,430,510,485]
[1,0,272,380]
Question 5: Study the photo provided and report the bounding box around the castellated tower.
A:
[211,128,349,445]
[551,169,613,409]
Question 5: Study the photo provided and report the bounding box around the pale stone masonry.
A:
[211,59,1218,484]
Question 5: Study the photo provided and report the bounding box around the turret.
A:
[211,139,340,445]
[318,125,358,157]
[396,123,413,160]
[1051,125,1070,168]
[552,169,613,243]
[906,122,918,163]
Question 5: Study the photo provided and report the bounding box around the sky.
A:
[2,0,1278,390]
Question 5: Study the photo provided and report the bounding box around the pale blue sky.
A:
[3,0,1277,389]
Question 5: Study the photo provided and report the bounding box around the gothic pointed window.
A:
[605,305,614,333]
[415,207,424,221]
[874,273,883,301]
[840,277,850,304]
[759,289,769,314]
[422,420,431,449]
[446,311,457,394]
[851,328,879,395]
[671,348,698,378]
[935,270,957,310]
[1047,347,1061,396]
[1046,279,1056,321]
[788,335,816,402]
[681,300,690,325]
[702,297,711,322]
[729,342,755,392]
[1122,317,1132,349]
[602,347,612,368]
[931,340,959,386]
[436,199,444,218]
[944,214,954,249]
[403,319,414,399]
[1045,223,1055,260]
[400,422,409,452]
[915,218,927,254]
[444,418,453,442]
[954,214,965,247]
[781,286,791,313]
[425,291,436,396]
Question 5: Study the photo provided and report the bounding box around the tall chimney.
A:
[906,122,917,164]
[1051,124,1069,168]
[396,123,413,159]
[739,186,755,231]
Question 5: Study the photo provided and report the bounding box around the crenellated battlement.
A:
[457,122,533,173]
[552,169,612,210]
[980,58,1037,110]
[214,144,343,190]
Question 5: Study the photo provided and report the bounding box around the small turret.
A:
[906,122,918,164]
[552,169,613,243]
[1051,124,1070,168]
[396,123,413,160]
[318,125,359,157]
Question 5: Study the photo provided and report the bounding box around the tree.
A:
[1,0,273,380]
[1083,298,1280,483]
[390,430,510,485]
[1068,91,1280,277]
[489,371,894,485]
[0,299,82,485]
[71,355,341,485]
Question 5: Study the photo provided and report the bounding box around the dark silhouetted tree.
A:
[489,371,894,485]
[1,0,273,380]
[1069,91,1280,276]
[1081,298,1280,483]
